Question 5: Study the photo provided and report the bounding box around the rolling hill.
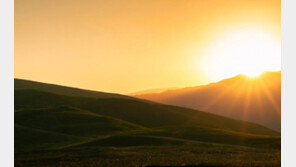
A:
[135,71,281,131]
[15,89,278,136]
[14,78,280,166]
[15,78,134,100]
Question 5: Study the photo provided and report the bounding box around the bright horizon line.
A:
[15,70,281,95]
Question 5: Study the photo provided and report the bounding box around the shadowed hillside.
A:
[15,89,278,136]
[14,79,280,166]
[15,79,134,100]
[135,71,281,131]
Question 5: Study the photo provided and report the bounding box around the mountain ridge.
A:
[135,71,281,131]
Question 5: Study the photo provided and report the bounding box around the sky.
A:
[15,0,281,94]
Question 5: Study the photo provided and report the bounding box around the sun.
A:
[201,28,281,81]
[243,71,263,78]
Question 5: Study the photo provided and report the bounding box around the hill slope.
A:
[15,89,278,136]
[135,71,281,131]
[15,106,145,138]
[15,79,280,166]
[15,78,134,100]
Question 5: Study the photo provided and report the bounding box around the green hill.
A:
[14,79,280,166]
[15,124,88,153]
[135,126,280,149]
[76,135,185,147]
[15,89,278,136]
[15,106,145,138]
[15,78,134,100]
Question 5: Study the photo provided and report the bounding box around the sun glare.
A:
[202,28,280,81]
[243,71,263,78]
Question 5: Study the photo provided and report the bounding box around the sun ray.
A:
[203,78,242,111]
[258,78,281,115]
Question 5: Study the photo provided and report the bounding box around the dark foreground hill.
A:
[14,79,280,167]
[135,71,281,131]
[15,78,135,100]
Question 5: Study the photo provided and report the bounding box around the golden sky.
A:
[15,0,281,94]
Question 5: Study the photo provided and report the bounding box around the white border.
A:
[0,0,14,166]
[282,0,296,166]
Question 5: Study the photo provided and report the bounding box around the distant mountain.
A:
[128,87,178,96]
[135,71,281,131]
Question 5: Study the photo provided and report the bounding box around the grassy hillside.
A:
[15,106,145,138]
[14,79,280,166]
[15,78,134,100]
[15,124,88,153]
[76,135,185,147]
[15,89,278,136]
[135,126,280,149]
[15,142,280,167]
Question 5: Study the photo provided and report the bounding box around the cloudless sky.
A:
[15,0,281,94]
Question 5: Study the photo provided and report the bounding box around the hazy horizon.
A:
[15,0,280,94]
[14,70,280,95]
